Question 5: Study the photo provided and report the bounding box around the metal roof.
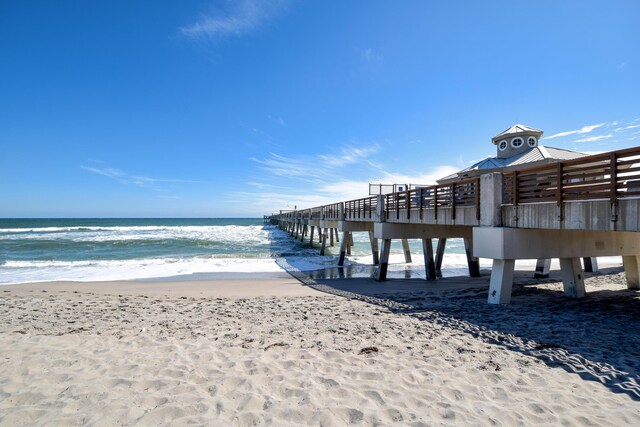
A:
[447,145,588,176]
[492,124,543,141]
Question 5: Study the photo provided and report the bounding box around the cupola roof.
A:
[492,124,543,144]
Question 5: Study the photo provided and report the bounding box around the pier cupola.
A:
[492,124,544,159]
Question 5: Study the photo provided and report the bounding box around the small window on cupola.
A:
[498,140,508,151]
[528,136,537,147]
[511,137,524,148]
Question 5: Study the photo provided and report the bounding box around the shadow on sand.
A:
[279,256,640,401]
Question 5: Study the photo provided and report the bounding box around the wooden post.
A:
[557,162,564,221]
[435,238,446,278]
[309,226,315,247]
[334,228,340,243]
[369,231,379,265]
[451,183,456,221]
[338,231,349,266]
[329,228,334,246]
[423,238,436,281]
[320,229,328,256]
[401,239,412,263]
[464,237,480,277]
[376,239,392,281]
[346,232,352,255]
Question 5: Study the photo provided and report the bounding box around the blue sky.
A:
[1,1,639,217]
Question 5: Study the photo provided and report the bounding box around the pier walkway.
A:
[267,146,640,304]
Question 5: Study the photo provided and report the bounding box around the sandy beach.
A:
[1,268,639,426]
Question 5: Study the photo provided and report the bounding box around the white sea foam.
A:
[0,257,284,284]
[0,225,272,244]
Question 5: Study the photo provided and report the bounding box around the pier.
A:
[267,145,640,304]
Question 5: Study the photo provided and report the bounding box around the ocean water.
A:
[0,218,487,285]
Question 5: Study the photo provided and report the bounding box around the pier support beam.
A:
[488,259,515,304]
[376,239,392,281]
[435,238,446,278]
[330,228,334,246]
[423,238,436,281]
[369,231,379,265]
[320,229,328,256]
[401,239,412,263]
[623,255,640,289]
[309,226,315,247]
[464,237,480,277]
[583,257,598,273]
[534,258,551,278]
[559,258,586,298]
[338,231,351,266]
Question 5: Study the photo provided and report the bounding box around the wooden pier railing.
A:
[345,196,377,220]
[266,145,640,228]
[384,178,480,221]
[503,146,640,206]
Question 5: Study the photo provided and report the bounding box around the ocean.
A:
[0,218,482,285]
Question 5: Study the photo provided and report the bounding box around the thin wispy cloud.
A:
[81,165,202,190]
[574,134,612,143]
[541,119,640,153]
[252,144,382,182]
[615,124,640,132]
[544,123,606,140]
[235,143,457,215]
[180,0,288,40]
[317,145,381,168]
[251,153,327,181]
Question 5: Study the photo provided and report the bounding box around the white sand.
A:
[1,269,639,425]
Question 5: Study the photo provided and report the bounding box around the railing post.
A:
[451,183,456,221]
[434,186,438,221]
[339,202,345,221]
[513,171,519,206]
[557,162,564,221]
[610,152,618,222]
[512,171,519,224]
[395,193,399,220]
[406,190,411,220]
[419,188,424,220]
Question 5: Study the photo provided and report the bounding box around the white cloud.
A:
[615,124,640,132]
[81,165,201,190]
[317,145,381,168]
[236,143,459,216]
[180,0,288,40]
[544,123,606,140]
[574,134,613,143]
[80,166,125,180]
